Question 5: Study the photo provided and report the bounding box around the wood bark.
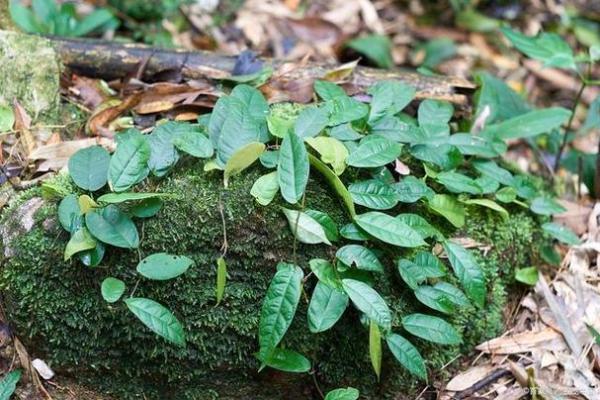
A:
[51,36,476,106]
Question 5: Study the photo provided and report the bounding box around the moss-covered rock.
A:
[0,164,541,399]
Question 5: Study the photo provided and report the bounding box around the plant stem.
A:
[554,78,587,172]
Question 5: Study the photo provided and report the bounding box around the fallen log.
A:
[50,36,476,106]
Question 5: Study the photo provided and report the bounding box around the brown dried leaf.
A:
[476,328,566,354]
[446,365,496,392]
[13,99,35,156]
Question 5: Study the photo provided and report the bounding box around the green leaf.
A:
[433,282,470,306]
[501,27,576,70]
[542,222,581,245]
[394,176,434,203]
[72,9,115,36]
[367,80,415,123]
[223,142,265,187]
[386,334,427,380]
[173,129,214,158]
[324,387,360,400]
[427,194,465,228]
[530,197,566,216]
[443,241,486,307]
[304,209,339,242]
[347,135,403,168]
[414,252,447,278]
[448,133,499,158]
[308,281,349,333]
[418,100,453,129]
[328,96,369,126]
[125,297,186,347]
[146,123,182,177]
[436,171,482,195]
[314,80,347,101]
[85,205,139,249]
[260,150,279,168]
[330,123,362,141]
[64,227,96,261]
[342,279,392,330]
[349,179,398,210]
[68,146,110,191]
[58,194,81,232]
[414,286,455,314]
[340,223,370,241]
[79,241,105,267]
[108,133,150,192]
[354,212,426,247]
[495,187,518,203]
[267,113,294,138]
[0,105,15,132]
[309,154,355,218]
[259,263,304,357]
[580,95,600,134]
[9,2,43,33]
[474,72,530,124]
[101,277,125,303]
[347,34,393,69]
[251,171,279,206]
[455,8,500,32]
[136,253,194,280]
[397,259,426,290]
[369,320,382,380]
[515,267,539,286]
[258,348,311,373]
[402,313,462,345]
[309,259,343,290]
[473,160,515,186]
[230,84,269,120]
[130,198,163,218]
[282,208,331,245]
[294,106,329,138]
[97,192,170,204]
[0,370,21,400]
[305,136,348,175]
[463,198,509,220]
[396,214,441,240]
[278,133,309,204]
[216,257,227,305]
[482,108,571,140]
[336,245,384,272]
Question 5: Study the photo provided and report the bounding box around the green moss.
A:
[0,164,543,399]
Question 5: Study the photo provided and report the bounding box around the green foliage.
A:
[0,370,21,400]
[101,277,126,303]
[346,34,394,69]
[501,27,577,70]
[0,105,15,132]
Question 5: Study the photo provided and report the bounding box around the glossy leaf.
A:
[328,96,369,126]
[474,72,530,124]
[433,282,470,306]
[413,251,447,278]
[314,80,347,101]
[85,205,139,249]
[68,146,110,191]
[354,212,425,247]
[79,241,105,267]
[125,297,186,347]
[396,214,441,240]
[251,171,279,206]
[259,348,311,373]
[101,277,125,303]
[368,80,415,123]
[443,241,486,307]
[394,176,434,203]
[216,257,227,305]
[473,160,514,186]
[308,281,349,333]
[402,313,462,345]
[448,133,499,157]
[530,197,566,216]
[427,194,465,228]
[342,279,392,330]
[436,171,482,195]
[282,208,331,245]
[305,136,348,175]
[349,179,398,210]
[397,259,426,290]
[309,259,343,290]
[58,194,81,232]
[324,387,360,400]
[136,253,194,280]
[64,227,96,261]
[414,286,455,314]
[108,133,150,192]
[0,105,14,132]
[340,223,370,241]
[386,333,427,380]
[309,154,356,218]
[369,320,382,380]
[146,123,182,177]
[463,198,509,220]
[278,133,309,204]
[336,245,384,272]
[542,222,581,245]
[347,135,403,168]
[304,209,339,242]
[97,192,170,204]
[294,106,329,138]
[482,108,571,140]
[130,198,163,218]
[173,129,214,158]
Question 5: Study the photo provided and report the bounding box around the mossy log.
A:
[1,164,539,399]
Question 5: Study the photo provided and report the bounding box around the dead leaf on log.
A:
[86,94,142,137]
[13,99,35,157]
[29,138,114,172]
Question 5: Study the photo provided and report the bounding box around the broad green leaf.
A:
[475,176,500,194]
[474,72,530,124]
[433,282,470,306]
[72,9,115,36]
[386,334,427,380]
[367,80,415,123]
[515,267,539,286]
[223,142,265,187]
[305,209,339,242]
[64,227,96,261]
[482,108,571,140]
[428,194,465,228]
[216,257,227,305]
[294,106,329,138]
[397,259,426,290]
[9,2,43,33]
[330,123,362,141]
[369,115,420,142]
[101,277,125,303]
[314,80,347,101]
[125,297,186,347]
[394,176,434,203]
[511,175,538,200]
[339,223,370,241]
[230,84,269,120]
[68,146,110,191]
[309,154,355,218]
[97,192,170,204]
[530,197,566,216]
[305,136,348,175]
[542,222,581,245]
[251,171,279,206]
[108,133,150,192]
[443,241,486,307]
[402,313,462,345]
[448,134,499,158]
[324,387,360,400]
[278,133,309,204]
[282,208,331,245]
[501,27,576,70]
[78,194,98,214]
[130,198,163,218]
[540,244,561,266]
[258,348,311,373]
[414,286,455,314]
[418,38,457,69]
[347,135,403,168]
[173,129,214,158]
[413,252,447,278]
[308,281,349,333]
[349,179,398,210]
[0,105,14,132]
[410,144,463,169]
[336,245,384,272]
[328,96,369,126]
[79,241,105,267]
[369,320,382,380]
[267,113,294,138]
[418,100,453,127]
[309,258,343,290]
[146,123,181,177]
[354,212,426,247]
[58,194,81,232]
[342,279,392,330]
[136,253,194,280]
[259,263,304,357]
[347,34,393,69]
[260,150,279,168]
[473,160,515,186]
[463,198,509,220]
[396,214,441,240]
[436,171,482,195]
[0,370,21,400]
[85,205,139,248]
